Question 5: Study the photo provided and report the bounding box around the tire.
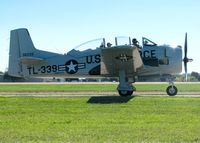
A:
[118,90,133,96]
[166,85,178,96]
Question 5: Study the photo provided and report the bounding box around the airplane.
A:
[8,28,192,96]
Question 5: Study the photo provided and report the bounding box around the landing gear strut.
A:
[166,77,178,96]
[117,70,135,96]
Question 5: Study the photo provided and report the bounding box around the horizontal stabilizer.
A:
[20,57,46,65]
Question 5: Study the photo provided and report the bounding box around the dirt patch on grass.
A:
[0,91,200,97]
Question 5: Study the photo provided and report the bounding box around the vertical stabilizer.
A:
[8,28,36,77]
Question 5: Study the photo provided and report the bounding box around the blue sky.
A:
[0,0,200,73]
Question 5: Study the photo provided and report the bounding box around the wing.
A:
[101,45,143,76]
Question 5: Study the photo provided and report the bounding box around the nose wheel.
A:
[166,77,178,96]
[166,85,178,96]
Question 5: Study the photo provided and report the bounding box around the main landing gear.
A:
[117,70,135,96]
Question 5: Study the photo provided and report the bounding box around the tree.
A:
[191,72,200,81]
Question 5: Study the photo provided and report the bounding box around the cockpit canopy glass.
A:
[114,36,131,46]
[73,38,105,52]
[73,36,134,52]
[72,36,154,53]
[142,37,157,46]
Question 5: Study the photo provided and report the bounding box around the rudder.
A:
[8,28,36,77]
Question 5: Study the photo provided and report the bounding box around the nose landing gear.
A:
[166,85,178,96]
[166,77,178,96]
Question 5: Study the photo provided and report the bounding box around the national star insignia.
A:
[67,61,78,72]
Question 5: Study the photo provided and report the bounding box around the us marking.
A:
[86,54,101,64]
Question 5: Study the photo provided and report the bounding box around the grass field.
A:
[0,96,200,142]
[0,83,200,92]
[0,83,200,142]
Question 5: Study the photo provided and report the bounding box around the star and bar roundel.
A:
[57,60,85,74]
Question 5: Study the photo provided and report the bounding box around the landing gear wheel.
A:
[118,90,133,96]
[166,85,178,96]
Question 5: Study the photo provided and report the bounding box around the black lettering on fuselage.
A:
[86,54,101,64]
[33,67,38,74]
[139,50,156,58]
[23,53,34,57]
[151,50,156,58]
[86,56,93,64]
[27,67,38,75]
[144,51,150,58]
[95,54,101,63]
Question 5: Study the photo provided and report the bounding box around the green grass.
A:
[0,84,117,92]
[136,83,200,92]
[0,96,200,142]
[0,83,200,92]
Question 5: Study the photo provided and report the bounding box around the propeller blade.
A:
[184,33,187,59]
[183,32,189,82]
[182,32,193,81]
[184,62,187,82]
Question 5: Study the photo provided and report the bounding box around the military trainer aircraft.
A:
[8,28,192,96]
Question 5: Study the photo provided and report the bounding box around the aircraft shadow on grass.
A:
[87,96,134,104]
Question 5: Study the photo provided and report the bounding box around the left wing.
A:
[101,45,143,76]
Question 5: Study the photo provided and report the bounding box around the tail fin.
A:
[8,28,36,77]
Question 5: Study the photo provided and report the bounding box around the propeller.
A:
[183,33,193,81]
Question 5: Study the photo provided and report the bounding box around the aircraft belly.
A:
[101,46,143,76]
